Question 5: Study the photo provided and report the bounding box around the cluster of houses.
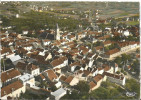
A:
[0,15,139,99]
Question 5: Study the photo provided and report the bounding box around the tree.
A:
[61,90,80,99]
[125,79,140,98]
[116,71,120,74]
[114,56,122,65]
[74,81,90,93]
[132,60,139,75]
[90,87,110,99]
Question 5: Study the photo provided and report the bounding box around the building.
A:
[1,47,14,58]
[51,56,68,69]
[1,81,26,100]
[9,55,22,65]
[51,88,66,100]
[103,72,126,85]
[1,68,21,86]
[19,73,35,87]
[43,69,58,82]
[16,62,40,76]
[56,23,60,40]
[89,81,97,92]
[65,76,79,86]
[105,48,120,59]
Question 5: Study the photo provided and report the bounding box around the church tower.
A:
[56,23,60,40]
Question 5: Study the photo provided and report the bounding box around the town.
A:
[0,2,140,100]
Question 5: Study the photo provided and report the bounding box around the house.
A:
[19,73,35,87]
[55,81,62,88]
[16,62,40,76]
[69,61,81,72]
[54,68,61,74]
[118,42,130,52]
[88,59,94,68]
[114,63,119,73]
[59,75,67,83]
[1,80,26,100]
[103,72,126,85]
[67,34,76,41]
[102,40,112,47]
[23,44,33,51]
[77,32,86,40]
[97,67,104,74]
[129,41,140,50]
[51,88,66,100]
[37,73,46,82]
[1,47,14,58]
[22,30,28,35]
[42,39,51,46]
[89,81,97,92]
[92,68,98,77]
[44,69,58,82]
[51,56,68,69]
[79,46,90,55]
[1,68,21,86]
[105,48,120,59]
[87,53,96,60]
[82,70,92,77]
[94,46,104,53]
[9,55,22,65]
[65,76,79,86]
[93,74,106,88]
[122,30,130,36]
[103,64,114,73]
[62,33,68,39]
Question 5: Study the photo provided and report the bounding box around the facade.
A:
[51,88,66,100]
[65,76,79,86]
[51,56,68,69]
[1,68,21,86]
[16,62,40,76]
[104,72,126,85]
[1,81,26,99]
[56,23,60,40]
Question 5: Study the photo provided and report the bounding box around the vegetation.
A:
[2,11,88,33]
[61,81,90,99]
[62,80,139,99]
[90,81,125,99]
[126,21,139,25]
[120,12,129,16]
[19,90,48,99]
[125,79,140,99]
[131,59,139,75]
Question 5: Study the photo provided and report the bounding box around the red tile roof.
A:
[1,69,21,83]
[65,76,74,84]
[51,56,67,67]
[1,47,12,54]
[103,72,124,80]
[46,70,58,81]
[89,81,96,89]
[1,81,23,97]
[105,48,120,55]
[93,74,103,83]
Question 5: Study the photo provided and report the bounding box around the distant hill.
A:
[0,2,139,19]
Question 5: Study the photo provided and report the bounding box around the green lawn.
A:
[126,21,139,25]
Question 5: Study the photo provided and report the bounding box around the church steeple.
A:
[56,23,60,40]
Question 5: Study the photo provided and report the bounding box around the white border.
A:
[0,0,140,100]
[0,0,140,2]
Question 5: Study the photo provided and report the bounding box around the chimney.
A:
[4,91,6,95]
[11,88,15,93]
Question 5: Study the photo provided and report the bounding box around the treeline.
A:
[1,11,89,33]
